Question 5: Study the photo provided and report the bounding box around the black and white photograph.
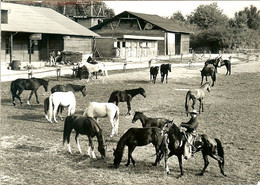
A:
[1,0,260,184]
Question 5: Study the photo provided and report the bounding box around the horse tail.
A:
[215,138,224,165]
[47,94,53,122]
[185,91,191,116]
[63,116,73,145]
[114,106,120,133]
[212,69,216,82]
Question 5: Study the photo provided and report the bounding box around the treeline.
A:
[170,3,260,53]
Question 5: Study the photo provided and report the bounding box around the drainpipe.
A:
[10,32,18,65]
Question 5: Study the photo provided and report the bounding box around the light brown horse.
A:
[185,82,211,116]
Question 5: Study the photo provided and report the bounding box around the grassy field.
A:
[1,60,260,184]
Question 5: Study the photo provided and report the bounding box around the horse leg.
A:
[191,97,196,110]
[88,136,96,158]
[197,152,209,176]
[166,73,168,83]
[109,116,116,137]
[177,155,184,177]
[198,99,203,113]
[75,133,83,154]
[201,76,204,86]
[17,89,24,105]
[126,145,136,167]
[161,74,164,83]
[34,90,40,104]
[126,100,131,115]
[27,90,34,105]
[53,105,59,123]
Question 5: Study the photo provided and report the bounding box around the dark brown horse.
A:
[10,78,49,106]
[132,111,170,129]
[160,64,171,83]
[201,64,216,87]
[204,57,222,73]
[218,57,231,75]
[159,122,227,177]
[113,127,168,168]
[150,66,159,84]
[108,87,146,115]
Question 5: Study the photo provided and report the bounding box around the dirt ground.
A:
[1,59,260,184]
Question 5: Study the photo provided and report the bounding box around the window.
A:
[122,41,126,48]
[1,10,8,24]
[117,41,120,48]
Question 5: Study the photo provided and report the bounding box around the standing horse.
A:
[159,122,226,177]
[108,87,146,115]
[150,66,159,84]
[185,82,211,115]
[79,62,108,82]
[46,91,76,123]
[83,102,119,137]
[217,57,231,75]
[201,64,216,87]
[132,111,170,129]
[63,115,106,158]
[204,57,222,73]
[113,127,168,168]
[10,78,49,106]
[160,64,171,83]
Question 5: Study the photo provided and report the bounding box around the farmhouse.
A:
[1,2,100,66]
[90,11,191,60]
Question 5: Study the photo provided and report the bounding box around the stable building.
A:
[1,2,100,65]
[90,11,191,60]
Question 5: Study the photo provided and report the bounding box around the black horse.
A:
[160,64,171,83]
[63,115,106,158]
[44,84,87,120]
[10,78,49,106]
[201,64,216,87]
[108,87,146,115]
[218,57,231,75]
[113,127,168,168]
[204,57,221,73]
[75,66,89,80]
[150,66,159,84]
[87,56,98,64]
[159,122,226,177]
[132,111,170,129]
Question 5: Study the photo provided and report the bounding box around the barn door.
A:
[175,34,181,55]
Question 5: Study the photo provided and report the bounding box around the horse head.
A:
[168,64,172,72]
[97,130,106,158]
[43,80,49,92]
[139,87,146,98]
[113,148,123,168]
[132,111,142,123]
[81,86,87,97]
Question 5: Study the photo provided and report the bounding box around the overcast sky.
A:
[104,1,260,18]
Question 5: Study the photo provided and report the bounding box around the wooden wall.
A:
[64,36,93,54]
[181,34,190,54]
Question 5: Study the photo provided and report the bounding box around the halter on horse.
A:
[132,111,170,129]
[185,82,211,115]
[113,127,168,168]
[108,87,146,115]
[159,122,227,177]
[46,91,76,123]
[160,64,171,83]
[83,102,119,137]
[63,115,106,158]
[150,66,159,84]
[10,78,49,106]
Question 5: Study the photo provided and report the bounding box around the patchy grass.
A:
[1,61,260,184]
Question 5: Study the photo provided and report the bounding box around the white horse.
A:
[83,102,119,137]
[79,62,108,82]
[46,91,76,123]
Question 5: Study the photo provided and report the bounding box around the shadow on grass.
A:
[124,80,150,84]
[11,114,47,124]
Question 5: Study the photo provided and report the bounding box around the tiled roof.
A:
[1,2,100,37]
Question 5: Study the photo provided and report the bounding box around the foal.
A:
[150,66,159,84]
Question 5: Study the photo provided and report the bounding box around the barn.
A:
[90,11,191,60]
[1,2,100,66]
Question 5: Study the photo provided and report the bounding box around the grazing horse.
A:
[83,102,119,137]
[217,57,231,75]
[159,122,226,177]
[132,111,170,129]
[185,82,211,115]
[150,66,159,84]
[46,91,76,123]
[160,64,171,83]
[108,87,146,115]
[10,78,49,106]
[201,64,216,87]
[44,84,86,120]
[113,127,168,168]
[79,62,108,82]
[63,115,106,158]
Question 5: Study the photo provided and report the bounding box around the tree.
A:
[237,5,260,30]
[189,3,228,29]
[171,11,185,22]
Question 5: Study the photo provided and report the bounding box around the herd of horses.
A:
[9,55,231,178]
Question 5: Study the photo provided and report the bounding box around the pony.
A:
[108,87,146,115]
[44,84,86,121]
[150,66,159,84]
[83,102,119,137]
[201,64,216,87]
[132,111,170,129]
[185,82,211,116]
[217,56,231,75]
[159,122,227,177]
[160,63,171,83]
[75,65,90,80]
[10,78,49,106]
[204,57,222,73]
[46,91,76,123]
[78,62,108,82]
[113,127,168,168]
[63,115,106,158]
